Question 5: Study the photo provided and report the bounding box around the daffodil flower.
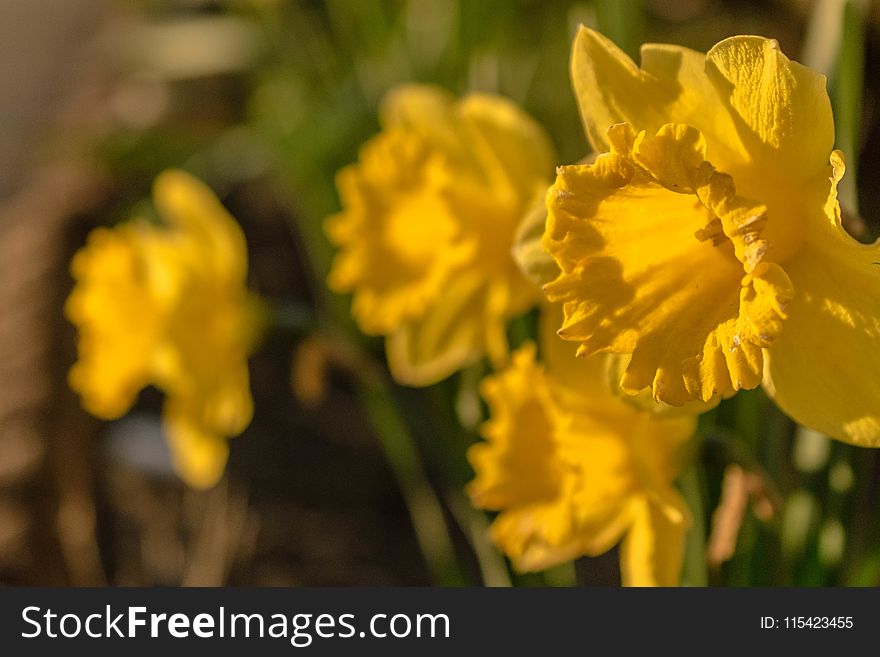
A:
[467,308,696,586]
[540,27,880,446]
[326,85,554,386]
[66,170,266,488]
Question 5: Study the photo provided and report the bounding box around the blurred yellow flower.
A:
[467,311,696,586]
[326,85,554,385]
[541,27,880,446]
[66,170,266,488]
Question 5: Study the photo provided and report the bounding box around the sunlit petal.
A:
[620,494,688,586]
[764,153,880,446]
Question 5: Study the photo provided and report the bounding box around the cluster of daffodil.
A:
[326,26,880,585]
[66,171,266,489]
[67,24,879,585]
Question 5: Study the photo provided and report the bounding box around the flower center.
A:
[727,166,808,265]
[543,121,795,406]
[383,186,458,267]
[629,123,770,273]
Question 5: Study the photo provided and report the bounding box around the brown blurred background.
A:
[0,0,431,586]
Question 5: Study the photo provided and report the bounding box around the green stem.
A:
[679,465,708,586]
[445,491,512,587]
[831,0,868,585]
[594,0,645,60]
[270,301,315,335]
[834,0,867,215]
[358,379,465,586]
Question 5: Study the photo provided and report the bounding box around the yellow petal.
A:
[557,409,639,509]
[152,169,249,282]
[382,86,555,204]
[705,36,834,182]
[469,344,633,571]
[180,365,255,437]
[326,130,475,335]
[540,301,715,418]
[386,274,487,385]
[556,387,696,528]
[162,398,231,489]
[629,413,697,504]
[512,194,559,288]
[763,156,880,446]
[491,497,632,573]
[570,26,746,168]
[619,494,688,586]
[379,84,460,151]
[605,352,722,417]
[146,229,261,416]
[65,226,166,418]
[467,343,594,572]
[457,94,556,203]
[467,343,561,510]
[538,301,614,402]
[440,167,539,321]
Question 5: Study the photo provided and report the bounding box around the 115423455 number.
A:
[784,617,853,629]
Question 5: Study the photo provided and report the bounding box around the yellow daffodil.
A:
[326,85,555,386]
[539,27,880,446]
[467,309,697,586]
[66,170,266,488]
